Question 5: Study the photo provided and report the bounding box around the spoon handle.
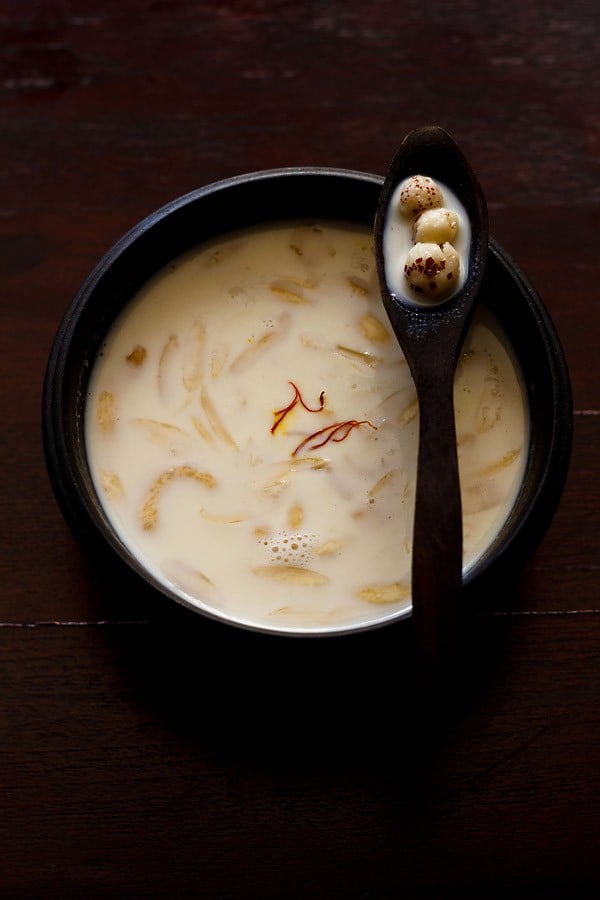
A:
[411,373,464,683]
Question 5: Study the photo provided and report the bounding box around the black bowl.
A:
[42,167,573,634]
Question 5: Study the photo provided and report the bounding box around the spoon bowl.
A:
[374,126,489,680]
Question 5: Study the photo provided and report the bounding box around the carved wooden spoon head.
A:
[374,125,489,380]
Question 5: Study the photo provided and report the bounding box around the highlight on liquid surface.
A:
[85,220,528,632]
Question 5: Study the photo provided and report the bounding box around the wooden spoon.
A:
[374,126,489,684]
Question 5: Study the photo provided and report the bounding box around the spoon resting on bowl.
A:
[374,126,489,684]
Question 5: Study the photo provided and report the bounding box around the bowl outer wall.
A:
[42,167,573,633]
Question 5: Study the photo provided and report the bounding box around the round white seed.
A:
[398,175,444,216]
[403,241,460,298]
[413,207,459,244]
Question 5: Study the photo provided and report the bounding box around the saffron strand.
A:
[292,419,376,456]
[271,382,325,434]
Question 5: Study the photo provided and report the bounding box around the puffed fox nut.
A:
[398,175,443,216]
[413,207,459,244]
[403,241,460,296]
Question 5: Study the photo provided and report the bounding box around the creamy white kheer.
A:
[85,221,527,632]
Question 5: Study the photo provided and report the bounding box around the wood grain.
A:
[0,1,598,896]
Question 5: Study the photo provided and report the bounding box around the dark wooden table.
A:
[1,2,598,897]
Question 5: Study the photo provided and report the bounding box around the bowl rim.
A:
[42,165,574,636]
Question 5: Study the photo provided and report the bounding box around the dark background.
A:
[1,1,598,897]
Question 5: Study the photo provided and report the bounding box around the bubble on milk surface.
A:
[261,530,317,563]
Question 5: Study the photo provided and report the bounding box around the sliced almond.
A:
[357,582,410,604]
[99,470,124,500]
[199,508,247,524]
[125,344,147,367]
[262,457,329,492]
[359,313,390,343]
[210,344,230,378]
[314,539,345,556]
[461,482,504,515]
[162,560,216,602]
[200,386,238,449]
[252,565,328,586]
[141,465,216,531]
[477,449,521,478]
[133,418,190,447]
[191,415,215,445]
[270,278,314,304]
[368,468,403,498]
[229,312,291,372]
[182,323,206,391]
[397,399,418,426]
[267,607,340,625]
[97,390,117,432]
[287,504,304,529]
[336,344,382,368]
[158,334,180,400]
[346,275,370,297]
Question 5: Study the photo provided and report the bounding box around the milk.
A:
[85,221,528,632]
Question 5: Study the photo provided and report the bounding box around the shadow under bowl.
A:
[42,167,573,636]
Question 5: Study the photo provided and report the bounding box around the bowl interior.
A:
[43,168,573,634]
